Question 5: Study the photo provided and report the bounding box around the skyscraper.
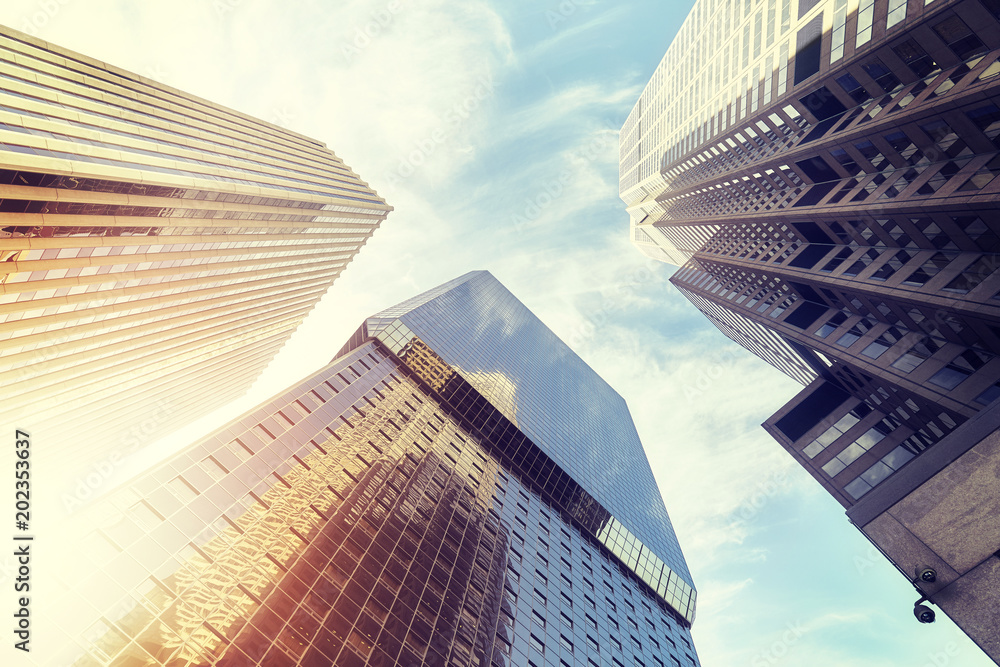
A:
[0,24,391,480]
[47,271,700,667]
[620,0,1000,659]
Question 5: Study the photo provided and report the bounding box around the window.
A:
[815,311,848,338]
[836,322,869,347]
[822,427,886,476]
[943,256,997,293]
[902,253,953,286]
[932,15,986,59]
[975,381,1000,406]
[862,58,901,93]
[886,0,906,28]
[892,39,937,77]
[831,0,849,61]
[891,338,939,373]
[794,15,823,83]
[870,250,912,281]
[929,350,992,389]
[167,475,198,502]
[861,328,903,359]
[836,72,871,104]
[529,633,545,654]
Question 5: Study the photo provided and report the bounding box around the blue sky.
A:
[1,0,993,664]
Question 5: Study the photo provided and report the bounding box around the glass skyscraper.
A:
[48,271,700,667]
[0,24,391,483]
[620,0,1000,660]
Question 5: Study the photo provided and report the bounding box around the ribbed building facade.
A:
[0,25,391,480]
[621,0,1000,659]
[45,272,700,667]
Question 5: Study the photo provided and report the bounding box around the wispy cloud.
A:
[3,2,996,666]
[498,81,641,141]
[525,5,629,60]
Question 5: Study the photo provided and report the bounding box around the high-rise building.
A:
[0,25,391,480]
[620,0,1000,660]
[45,271,700,667]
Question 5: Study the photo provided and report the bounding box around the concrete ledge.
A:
[848,403,1000,528]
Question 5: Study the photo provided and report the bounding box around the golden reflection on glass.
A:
[397,336,456,392]
[0,24,391,496]
[74,345,511,665]
[64,272,702,666]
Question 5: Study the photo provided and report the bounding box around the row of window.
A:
[0,40,352,181]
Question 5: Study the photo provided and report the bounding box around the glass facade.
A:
[49,273,700,667]
[0,25,392,482]
[339,272,694,594]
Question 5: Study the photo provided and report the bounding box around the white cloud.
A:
[499,81,641,143]
[4,3,996,666]
[526,5,628,60]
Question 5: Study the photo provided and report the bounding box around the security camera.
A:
[916,568,937,583]
[914,604,936,624]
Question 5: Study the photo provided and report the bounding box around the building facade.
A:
[44,272,700,667]
[0,25,391,483]
[620,0,1000,659]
